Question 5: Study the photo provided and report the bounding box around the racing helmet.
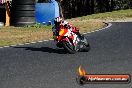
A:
[54,17,62,25]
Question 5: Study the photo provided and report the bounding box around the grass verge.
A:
[0,26,52,46]
[0,9,132,47]
[0,21,104,47]
[69,9,132,21]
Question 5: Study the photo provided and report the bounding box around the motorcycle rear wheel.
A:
[81,36,90,52]
[77,35,90,52]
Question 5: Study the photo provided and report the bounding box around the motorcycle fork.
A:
[66,37,73,46]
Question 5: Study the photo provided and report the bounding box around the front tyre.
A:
[62,41,76,54]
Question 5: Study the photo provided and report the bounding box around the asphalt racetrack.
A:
[0,22,132,88]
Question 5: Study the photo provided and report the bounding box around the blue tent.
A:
[35,0,59,25]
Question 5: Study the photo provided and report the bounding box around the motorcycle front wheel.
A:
[62,41,76,54]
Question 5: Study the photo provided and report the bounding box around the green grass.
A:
[0,26,52,47]
[69,9,132,21]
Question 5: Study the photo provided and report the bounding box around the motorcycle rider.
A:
[52,17,81,40]
[52,17,83,48]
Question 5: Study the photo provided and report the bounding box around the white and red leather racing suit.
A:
[52,20,79,37]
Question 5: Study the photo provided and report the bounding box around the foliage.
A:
[61,0,132,18]
[24,23,52,29]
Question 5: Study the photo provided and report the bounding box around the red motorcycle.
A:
[54,26,90,54]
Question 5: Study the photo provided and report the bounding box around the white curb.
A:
[10,45,17,47]
[25,43,30,45]
[18,44,25,46]
[83,22,112,35]
[44,40,49,41]
[3,46,10,48]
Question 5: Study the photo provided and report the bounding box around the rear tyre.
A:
[11,0,35,26]
[83,43,90,52]
[14,11,35,17]
[13,5,35,11]
[62,41,76,54]
[13,17,35,26]
[12,0,35,5]
[82,36,90,52]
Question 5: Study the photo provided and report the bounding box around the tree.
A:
[110,0,114,11]
[91,0,95,14]
[105,0,110,12]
